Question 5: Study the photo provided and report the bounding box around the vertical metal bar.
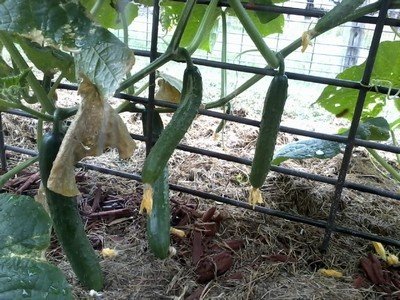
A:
[321,0,392,251]
[145,0,161,155]
[0,113,7,171]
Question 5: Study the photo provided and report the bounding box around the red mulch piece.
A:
[192,230,204,265]
[16,172,40,193]
[358,253,400,297]
[91,185,103,212]
[185,286,205,300]
[195,251,233,283]
[202,206,217,222]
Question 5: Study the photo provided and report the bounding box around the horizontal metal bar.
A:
[5,142,399,200]
[172,0,400,27]
[9,142,398,246]
[130,50,400,96]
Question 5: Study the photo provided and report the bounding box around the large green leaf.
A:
[272,117,390,165]
[0,0,135,97]
[0,193,72,299]
[317,41,400,120]
[160,1,221,53]
[80,0,139,30]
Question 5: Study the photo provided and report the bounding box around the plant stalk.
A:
[228,0,279,68]
[367,148,400,182]
[390,129,400,164]
[186,0,220,55]
[0,156,39,189]
[0,32,55,114]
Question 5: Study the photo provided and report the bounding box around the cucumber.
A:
[249,59,288,206]
[39,111,103,290]
[142,111,171,259]
[142,65,202,185]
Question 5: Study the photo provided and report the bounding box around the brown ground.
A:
[1,98,400,300]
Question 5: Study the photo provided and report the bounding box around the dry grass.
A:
[1,92,400,300]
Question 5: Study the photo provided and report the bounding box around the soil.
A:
[1,99,400,300]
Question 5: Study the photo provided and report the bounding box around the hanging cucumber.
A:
[140,61,202,214]
[249,57,288,207]
[39,108,103,290]
[142,111,171,259]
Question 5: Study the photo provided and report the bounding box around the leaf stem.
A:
[167,0,198,52]
[390,129,400,164]
[205,73,264,109]
[367,148,400,183]
[117,0,197,93]
[0,99,54,122]
[0,156,39,189]
[121,8,129,46]
[116,82,150,113]
[186,0,220,55]
[228,0,279,68]
[90,0,106,15]
[0,32,55,114]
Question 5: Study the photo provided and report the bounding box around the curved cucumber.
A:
[142,65,202,185]
[142,111,171,259]
[39,129,103,290]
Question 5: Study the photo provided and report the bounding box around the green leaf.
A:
[0,193,72,299]
[0,257,72,299]
[225,8,284,37]
[0,0,135,97]
[0,194,51,257]
[317,41,400,120]
[160,1,221,52]
[0,57,13,78]
[355,117,390,141]
[15,37,75,82]
[272,117,390,165]
[251,0,288,24]
[272,139,342,165]
[80,0,139,29]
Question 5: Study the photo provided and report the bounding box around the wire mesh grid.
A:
[0,0,399,250]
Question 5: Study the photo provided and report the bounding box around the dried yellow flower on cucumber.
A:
[47,76,136,197]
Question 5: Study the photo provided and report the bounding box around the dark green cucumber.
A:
[142,64,202,184]
[249,65,288,190]
[39,116,103,290]
[142,111,171,259]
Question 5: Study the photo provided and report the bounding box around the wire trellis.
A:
[0,0,399,251]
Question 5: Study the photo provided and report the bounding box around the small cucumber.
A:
[142,111,171,259]
[142,65,202,185]
[249,60,288,206]
[39,112,103,290]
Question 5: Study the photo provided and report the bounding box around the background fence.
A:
[1,0,400,251]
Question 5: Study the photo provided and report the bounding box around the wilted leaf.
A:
[48,77,136,196]
[317,41,400,120]
[155,73,182,103]
[0,193,72,299]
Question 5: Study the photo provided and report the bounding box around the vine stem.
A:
[367,148,400,183]
[186,0,220,55]
[0,32,55,114]
[117,0,197,93]
[0,99,54,121]
[228,0,279,68]
[0,156,39,189]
